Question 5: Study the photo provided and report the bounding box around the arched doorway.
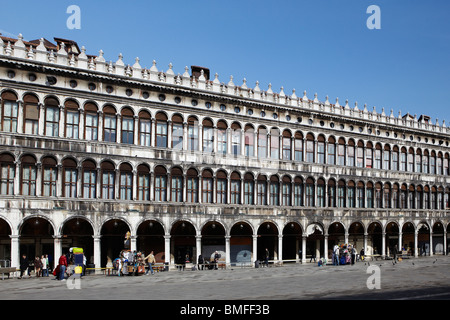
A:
[367,222,382,255]
[386,221,399,257]
[306,223,324,262]
[328,222,345,259]
[100,219,130,267]
[282,222,302,262]
[230,221,253,266]
[432,222,445,255]
[0,218,11,262]
[257,221,278,263]
[137,220,165,262]
[61,217,94,266]
[402,222,415,256]
[348,222,365,255]
[20,217,54,268]
[418,222,430,256]
[201,221,225,264]
[171,220,196,266]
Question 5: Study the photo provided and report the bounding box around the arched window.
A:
[294,131,303,161]
[415,149,422,173]
[154,165,167,202]
[230,172,241,204]
[317,178,325,207]
[119,163,133,200]
[423,150,429,174]
[282,130,292,160]
[0,153,15,195]
[270,128,280,159]
[366,182,374,208]
[257,174,267,205]
[328,137,336,165]
[44,97,60,137]
[64,100,79,139]
[445,154,449,176]
[21,155,37,196]
[366,142,373,168]
[383,183,391,209]
[424,186,430,209]
[318,135,326,164]
[282,176,291,206]
[328,179,336,207]
[257,126,267,159]
[201,169,213,203]
[374,143,382,169]
[417,185,423,209]
[400,184,407,209]
[1,91,18,132]
[23,94,39,135]
[103,105,117,143]
[347,139,355,167]
[138,110,151,147]
[244,173,254,205]
[392,146,399,171]
[155,112,168,148]
[306,134,315,163]
[186,168,199,203]
[84,102,98,141]
[137,164,150,201]
[437,152,443,175]
[187,116,199,151]
[231,122,241,156]
[101,161,115,199]
[203,118,214,152]
[172,114,184,150]
[357,181,364,208]
[430,151,436,175]
[121,108,134,144]
[409,185,416,209]
[338,179,346,207]
[305,177,314,206]
[392,183,399,209]
[244,125,255,157]
[82,160,96,199]
[269,175,279,206]
[62,158,77,198]
[383,144,391,170]
[375,182,382,208]
[348,180,356,208]
[338,138,346,166]
[216,170,227,204]
[400,147,407,171]
[217,120,228,155]
[408,148,414,172]
[294,177,304,206]
[170,167,183,202]
[356,140,364,168]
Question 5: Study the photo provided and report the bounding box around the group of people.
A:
[113,250,156,276]
[19,254,51,279]
[197,251,222,270]
[331,244,362,266]
[54,248,87,281]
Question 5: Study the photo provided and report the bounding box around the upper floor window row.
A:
[1,91,449,176]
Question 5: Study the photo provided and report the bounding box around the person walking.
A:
[264,248,269,267]
[333,245,340,266]
[145,250,156,275]
[41,255,48,277]
[34,256,42,277]
[19,254,29,279]
[198,254,204,270]
[214,251,220,270]
[58,253,68,281]
[351,246,356,265]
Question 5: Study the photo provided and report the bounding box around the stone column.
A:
[302,235,307,263]
[324,234,329,260]
[252,235,258,265]
[10,235,20,269]
[278,235,283,263]
[93,235,101,272]
[414,231,419,258]
[225,236,231,268]
[382,232,386,257]
[430,231,433,257]
[196,235,202,263]
[130,236,137,252]
[164,235,171,265]
[54,236,63,266]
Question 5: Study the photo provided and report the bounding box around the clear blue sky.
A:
[1,0,449,124]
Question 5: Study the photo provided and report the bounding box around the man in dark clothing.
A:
[19,254,29,279]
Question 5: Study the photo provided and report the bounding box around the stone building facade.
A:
[0,34,449,270]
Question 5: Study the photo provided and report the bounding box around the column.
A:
[35,162,42,196]
[382,232,386,257]
[133,115,139,145]
[56,164,63,197]
[414,231,419,258]
[167,120,173,148]
[14,160,21,196]
[78,108,84,140]
[252,235,258,265]
[196,235,202,263]
[38,103,44,136]
[429,231,433,256]
[116,113,121,143]
[225,236,231,268]
[364,233,368,255]
[130,236,137,252]
[53,236,63,266]
[97,111,103,142]
[278,235,283,263]
[398,232,403,252]
[302,235,307,263]
[344,232,349,245]
[132,170,137,201]
[324,234,329,260]
[58,106,65,138]
[17,100,24,134]
[93,235,102,272]
[164,235,171,265]
[10,235,20,269]
[240,129,245,156]
[444,230,447,256]
[77,165,83,198]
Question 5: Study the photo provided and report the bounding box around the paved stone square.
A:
[1,256,449,300]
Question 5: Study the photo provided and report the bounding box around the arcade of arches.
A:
[1,215,448,269]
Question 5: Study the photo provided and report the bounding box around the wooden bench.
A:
[0,267,17,280]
